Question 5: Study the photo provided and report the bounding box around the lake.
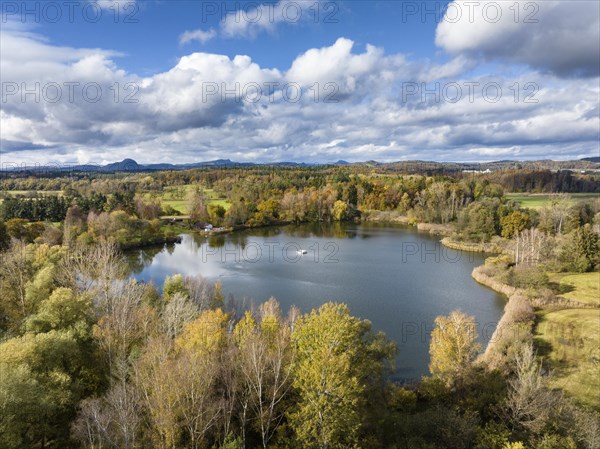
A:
[128,223,506,381]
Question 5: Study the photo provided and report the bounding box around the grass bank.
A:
[471,265,517,297]
[360,210,453,236]
[440,237,503,254]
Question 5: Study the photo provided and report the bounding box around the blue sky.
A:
[1,0,599,164]
[28,1,443,71]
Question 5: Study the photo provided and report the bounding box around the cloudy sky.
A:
[1,0,599,165]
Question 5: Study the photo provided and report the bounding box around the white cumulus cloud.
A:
[179,28,217,45]
[1,27,598,165]
[435,0,600,78]
[220,0,320,39]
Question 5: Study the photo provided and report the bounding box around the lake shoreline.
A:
[164,216,512,361]
[364,216,515,358]
[365,215,515,360]
[130,222,505,381]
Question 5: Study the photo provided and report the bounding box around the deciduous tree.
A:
[288,302,394,449]
[429,311,481,388]
[234,298,294,449]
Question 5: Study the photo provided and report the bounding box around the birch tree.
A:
[429,311,480,388]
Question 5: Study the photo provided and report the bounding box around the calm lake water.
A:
[128,223,505,381]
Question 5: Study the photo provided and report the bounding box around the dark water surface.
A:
[128,223,505,381]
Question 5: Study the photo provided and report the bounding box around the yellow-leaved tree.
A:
[429,310,480,388]
[288,302,396,449]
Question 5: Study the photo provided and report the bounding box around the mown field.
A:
[143,185,231,215]
[506,193,599,210]
[548,272,600,306]
[536,308,600,409]
[536,271,600,409]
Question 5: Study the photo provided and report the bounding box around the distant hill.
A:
[2,157,599,173]
[104,158,140,171]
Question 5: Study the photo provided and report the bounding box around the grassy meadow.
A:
[548,272,600,306]
[536,308,600,409]
[0,190,64,203]
[536,271,600,409]
[506,193,599,210]
[144,184,231,215]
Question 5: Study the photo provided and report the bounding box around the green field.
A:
[547,272,600,306]
[506,193,599,210]
[538,271,600,408]
[536,308,600,409]
[0,186,231,216]
[0,191,64,206]
[0,190,63,196]
[144,185,231,215]
[0,190,63,202]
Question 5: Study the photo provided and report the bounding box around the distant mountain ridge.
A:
[1,157,599,173]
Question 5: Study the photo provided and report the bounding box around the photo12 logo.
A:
[0,161,142,178]
[201,1,339,24]
[400,1,539,24]
[400,320,498,344]
[400,81,540,105]
[200,241,340,264]
[1,82,139,104]
[400,242,478,264]
[200,81,340,104]
[1,1,139,24]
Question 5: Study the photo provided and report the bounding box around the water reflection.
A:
[127,223,505,382]
[127,243,172,274]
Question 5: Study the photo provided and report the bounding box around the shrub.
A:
[507,265,549,290]
[504,295,535,324]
